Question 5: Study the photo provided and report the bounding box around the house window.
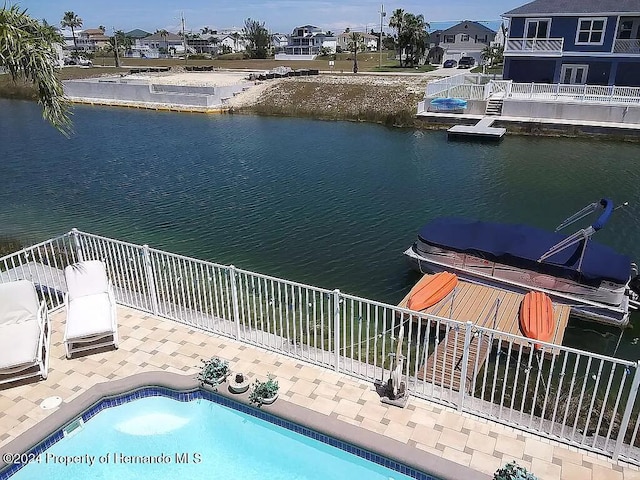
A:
[618,20,633,40]
[444,35,455,43]
[575,17,606,45]
[525,18,551,39]
[461,34,469,42]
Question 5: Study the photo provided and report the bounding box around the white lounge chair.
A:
[64,260,118,358]
[0,280,50,384]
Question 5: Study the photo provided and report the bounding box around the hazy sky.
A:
[16,0,524,34]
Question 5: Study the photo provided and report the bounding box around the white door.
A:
[560,64,589,84]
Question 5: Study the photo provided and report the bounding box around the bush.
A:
[249,374,279,406]
[494,461,537,480]
[197,356,229,388]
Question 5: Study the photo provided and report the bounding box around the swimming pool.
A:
[3,388,435,480]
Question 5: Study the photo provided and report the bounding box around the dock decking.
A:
[447,116,506,139]
[399,274,571,392]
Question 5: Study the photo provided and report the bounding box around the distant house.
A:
[125,29,151,40]
[336,32,378,52]
[209,32,247,53]
[429,21,496,65]
[76,29,110,52]
[502,0,640,85]
[272,34,289,54]
[134,31,183,58]
[275,25,335,60]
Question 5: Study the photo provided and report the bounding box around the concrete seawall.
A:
[63,78,253,112]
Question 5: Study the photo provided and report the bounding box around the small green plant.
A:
[494,461,537,480]
[197,357,229,388]
[249,374,279,406]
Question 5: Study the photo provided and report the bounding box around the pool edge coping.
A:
[0,371,490,480]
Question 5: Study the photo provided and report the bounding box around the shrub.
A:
[249,374,279,406]
[197,357,229,388]
[494,461,537,480]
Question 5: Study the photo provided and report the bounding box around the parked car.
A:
[458,57,475,69]
[443,59,457,68]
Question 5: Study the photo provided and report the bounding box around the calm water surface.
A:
[2,99,640,358]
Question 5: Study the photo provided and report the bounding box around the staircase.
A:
[485,98,504,116]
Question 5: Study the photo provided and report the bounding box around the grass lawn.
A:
[88,51,435,74]
[470,65,504,75]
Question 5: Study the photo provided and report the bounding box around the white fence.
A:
[424,74,640,106]
[2,230,640,464]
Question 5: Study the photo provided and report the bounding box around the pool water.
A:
[10,396,420,480]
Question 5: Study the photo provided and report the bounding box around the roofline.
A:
[503,11,640,18]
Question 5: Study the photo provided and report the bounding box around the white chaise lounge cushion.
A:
[0,280,41,369]
[65,261,109,301]
[65,294,113,339]
[0,321,40,369]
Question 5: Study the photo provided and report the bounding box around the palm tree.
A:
[156,29,169,56]
[61,11,82,50]
[349,32,362,73]
[1,5,70,133]
[231,32,240,52]
[403,13,429,67]
[109,30,132,67]
[388,8,404,66]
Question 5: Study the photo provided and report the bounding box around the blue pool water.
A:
[8,395,422,480]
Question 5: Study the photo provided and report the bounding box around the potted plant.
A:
[494,461,537,480]
[229,372,250,394]
[197,356,230,389]
[248,374,279,406]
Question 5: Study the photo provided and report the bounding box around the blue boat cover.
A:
[417,218,631,285]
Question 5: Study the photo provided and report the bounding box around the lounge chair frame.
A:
[0,281,51,385]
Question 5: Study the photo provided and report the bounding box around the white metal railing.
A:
[424,74,640,106]
[508,82,640,104]
[614,39,640,54]
[1,229,640,464]
[505,38,564,55]
[425,73,469,97]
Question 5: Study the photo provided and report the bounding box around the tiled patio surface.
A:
[0,305,637,480]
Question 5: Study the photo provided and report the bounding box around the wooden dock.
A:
[447,117,506,140]
[399,274,571,392]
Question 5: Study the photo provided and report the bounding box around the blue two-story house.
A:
[502,0,640,86]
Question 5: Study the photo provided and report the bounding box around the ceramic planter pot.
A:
[258,392,278,405]
[229,373,250,394]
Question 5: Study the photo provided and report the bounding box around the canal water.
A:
[2,99,640,360]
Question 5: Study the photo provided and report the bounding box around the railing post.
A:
[529,82,534,99]
[229,265,241,340]
[141,245,159,315]
[457,321,474,411]
[70,228,84,262]
[333,289,341,373]
[613,361,640,461]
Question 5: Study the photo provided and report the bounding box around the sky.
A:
[15,0,524,34]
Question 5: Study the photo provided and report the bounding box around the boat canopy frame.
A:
[538,198,615,271]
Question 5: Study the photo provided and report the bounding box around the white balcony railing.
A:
[505,37,564,55]
[2,230,640,464]
[614,39,640,54]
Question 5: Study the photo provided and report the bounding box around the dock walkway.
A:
[398,274,571,392]
[447,116,506,139]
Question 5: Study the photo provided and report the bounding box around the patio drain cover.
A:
[40,396,62,410]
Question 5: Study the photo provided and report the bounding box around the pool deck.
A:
[0,305,636,480]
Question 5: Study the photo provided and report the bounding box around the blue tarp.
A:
[417,218,631,285]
